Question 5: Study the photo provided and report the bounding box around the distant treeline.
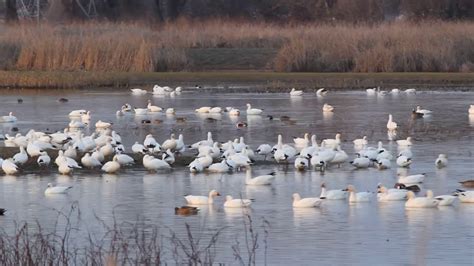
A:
[1,0,473,22]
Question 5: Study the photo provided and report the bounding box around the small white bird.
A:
[435,154,448,168]
[224,195,252,208]
[387,114,398,131]
[290,88,303,96]
[45,183,72,194]
[322,103,334,112]
[292,193,322,208]
[245,168,275,186]
[185,190,221,205]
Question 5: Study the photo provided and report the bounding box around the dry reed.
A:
[0,20,473,73]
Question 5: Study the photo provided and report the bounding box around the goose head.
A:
[292,193,301,201]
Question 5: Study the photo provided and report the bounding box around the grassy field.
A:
[1,71,473,90]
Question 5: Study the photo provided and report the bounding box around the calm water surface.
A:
[0,89,473,265]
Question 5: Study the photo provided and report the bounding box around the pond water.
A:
[0,89,473,264]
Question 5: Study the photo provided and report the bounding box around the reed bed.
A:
[0,20,473,73]
[0,204,269,265]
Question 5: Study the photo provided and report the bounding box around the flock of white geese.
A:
[0,86,474,214]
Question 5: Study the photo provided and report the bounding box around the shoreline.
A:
[0,71,474,91]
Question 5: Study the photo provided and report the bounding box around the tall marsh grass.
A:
[0,20,473,72]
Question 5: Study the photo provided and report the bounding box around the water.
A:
[0,89,473,265]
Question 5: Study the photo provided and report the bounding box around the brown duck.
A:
[175,206,199,216]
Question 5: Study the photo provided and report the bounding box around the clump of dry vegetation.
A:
[0,20,473,73]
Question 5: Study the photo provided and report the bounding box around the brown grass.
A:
[0,20,473,73]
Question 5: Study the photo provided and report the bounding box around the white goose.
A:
[416,106,432,114]
[319,183,347,200]
[316,88,328,96]
[350,156,371,169]
[376,158,391,170]
[13,146,28,165]
[387,114,398,131]
[81,153,102,168]
[134,107,148,115]
[144,134,160,151]
[229,108,240,116]
[405,191,438,208]
[147,100,163,112]
[101,156,121,173]
[195,106,211,113]
[396,155,412,167]
[143,155,171,171]
[95,120,112,129]
[353,136,368,146]
[454,190,474,203]
[346,185,372,203]
[294,156,309,171]
[190,132,213,149]
[162,149,175,165]
[396,137,412,146]
[224,195,252,208]
[132,142,147,154]
[207,160,233,173]
[68,110,87,117]
[330,145,348,166]
[37,152,51,166]
[293,133,310,147]
[322,103,334,112]
[245,168,275,186]
[469,105,474,114]
[426,190,456,206]
[322,133,341,149]
[1,159,18,175]
[246,103,263,115]
[114,153,134,166]
[300,135,318,158]
[435,154,448,168]
[162,134,178,151]
[290,88,303,96]
[377,186,407,201]
[1,112,17,123]
[292,193,322,208]
[398,173,426,184]
[256,144,272,160]
[185,190,221,205]
[45,183,72,194]
[131,88,147,95]
[175,134,185,153]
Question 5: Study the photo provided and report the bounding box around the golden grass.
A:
[0,20,473,73]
